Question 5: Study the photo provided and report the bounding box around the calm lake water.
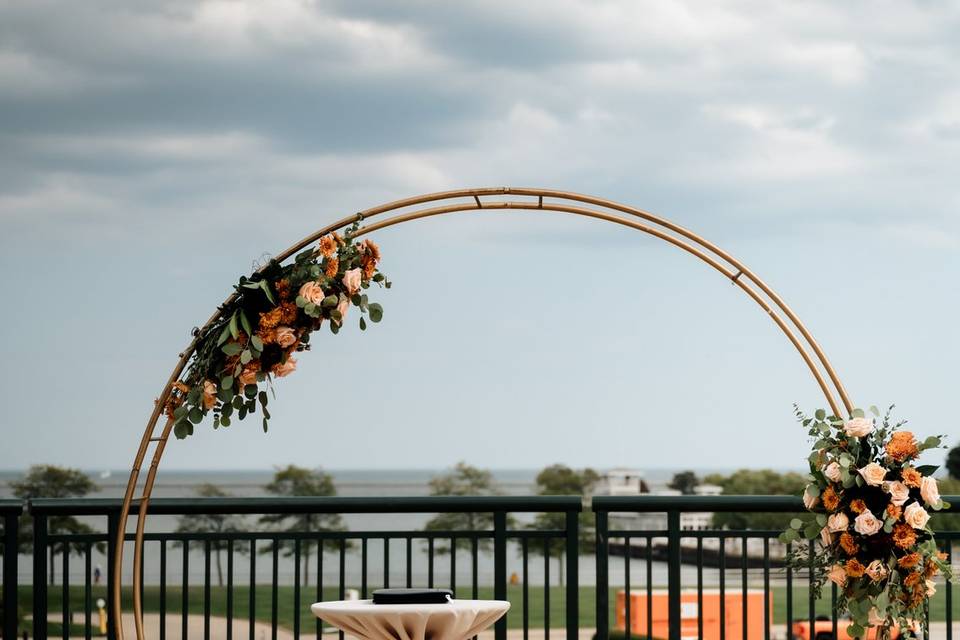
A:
[1,468,743,588]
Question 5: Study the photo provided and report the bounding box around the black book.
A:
[372,588,453,604]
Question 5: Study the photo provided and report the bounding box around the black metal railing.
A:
[12,494,960,640]
[1,499,22,639]
[594,495,959,640]
[28,496,582,640]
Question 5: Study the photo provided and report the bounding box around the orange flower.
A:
[901,467,922,488]
[822,486,840,512]
[279,302,298,325]
[318,234,338,258]
[202,380,217,410]
[359,238,381,261]
[259,307,284,329]
[886,503,902,521]
[898,553,921,569]
[903,571,922,590]
[886,431,919,462]
[850,499,867,514]
[256,327,277,345]
[892,523,917,549]
[275,279,291,301]
[839,532,859,555]
[172,381,190,394]
[324,256,340,278]
[845,558,866,578]
[239,362,260,387]
[361,254,377,280]
[924,559,940,579]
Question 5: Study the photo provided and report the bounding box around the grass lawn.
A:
[18,583,960,634]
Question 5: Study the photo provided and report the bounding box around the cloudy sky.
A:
[1,1,958,474]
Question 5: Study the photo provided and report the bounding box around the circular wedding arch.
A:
[114,187,854,639]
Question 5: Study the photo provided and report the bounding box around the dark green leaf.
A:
[173,420,193,439]
[359,316,367,331]
[258,391,268,406]
[260,279,275,304]
[368,302,383,322]
[188,407,203,424]
[240,349,252,364]
[217,325,232,346]
[251,336,264,352]
[220,376,234,391]
[262,417,269,433]
[228,312,239,339]
[222,342,243,356]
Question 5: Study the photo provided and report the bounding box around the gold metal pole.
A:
[115,188,853,639]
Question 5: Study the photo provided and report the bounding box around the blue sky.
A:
[1,1,958,472]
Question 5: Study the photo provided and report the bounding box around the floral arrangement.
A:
[781,406,952,638]
[160,224,390,438]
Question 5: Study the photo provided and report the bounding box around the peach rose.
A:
[275,326,298,349]
[272,356,297,378]
[904,502,930,529]
[820,527,832,546]
[239,364,259,387]
[854,510,882,536]
[844,416,874,437]
[202,380,217,410]
[884,480,910,506]
[828,564,847,586]
[803,486,819,510]
[865,559,888,583]
[921,476,941,507]
[299,281,326,306]
[827,512,849,532]
[823,461,842,483]
[342,268,362,296]
[858,462,887,487]
[926,579,937,597]
[335,297,349,325]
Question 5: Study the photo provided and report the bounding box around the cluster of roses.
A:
[785,408,951,636]
[162,230,387,439]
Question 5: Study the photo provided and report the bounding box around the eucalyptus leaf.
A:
[240,349,252,365]
[222,342,243,356]
[251,336,264,352]
[228,312,239,339]
[368,302,383,323]
[188,407,203,424]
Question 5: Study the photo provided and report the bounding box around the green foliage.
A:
[667,470,699,495]
[424,462,508,552]
[705,468,807,530]
[946,444,960,480]
[931,477,960,532]
[527,464,599,585]
[169,225,391,438]
[174,483,247,586]
[11,465,100,558]
[258,466,347,585]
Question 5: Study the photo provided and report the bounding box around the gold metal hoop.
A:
[114,188,853,639]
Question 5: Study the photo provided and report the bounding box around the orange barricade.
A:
[616,589,772,640]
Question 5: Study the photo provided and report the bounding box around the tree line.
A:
[8,446,960,586]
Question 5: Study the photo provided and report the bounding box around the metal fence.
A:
[10,495,960,640]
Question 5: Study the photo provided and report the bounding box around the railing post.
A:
[32,509,48,640]
[3,510,20,640]
[667,510,681,640]
[106,510,120,640]
[565,509,579,640]
[493,510,507,640]
[595,509,608,640]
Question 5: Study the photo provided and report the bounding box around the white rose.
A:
[858,462,887,487]
[926,579,937,597]
[884,480,910,506]
[803,485,820,510]
[824,461,842,483]
[844,416,874,437]
[904,502,930,529]
[827,512,849,532]
[854,510,882,536]
[920,476,941,507]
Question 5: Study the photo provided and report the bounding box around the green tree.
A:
[528,464,599,586]
[945,444,960,480]
[668,471,699,495]
[703,469,806,530]
[424,462,506,553]
[175,483,246,586]
[931,477,960,532]
[11,465,99,584]
[258,465,346,585]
